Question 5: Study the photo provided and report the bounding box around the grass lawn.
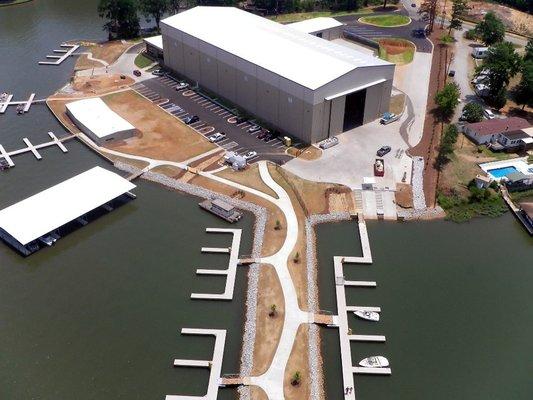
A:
[378,38,415,65]
[359,14,410,27]
[134,53,152,69]
[270,9,372,23]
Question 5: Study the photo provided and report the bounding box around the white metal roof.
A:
[66,98,135,139]
[288,17,344,34]
[161,7,388,90]
[0,166,136,245]
[144,35,163,50]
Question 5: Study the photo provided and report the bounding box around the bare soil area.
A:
[101,90,215,162]
[251,265,285,376]
[75,40,135,71]
[283,325,310,400]
[216,165,278,198]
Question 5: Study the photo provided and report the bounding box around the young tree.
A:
[434,82,460,119]
[418,0,438,32]
[461,102,483,122]
[513,60,533,110]
[139,0,168,29]
[525,38,533,62]
[484,42,522,98]
[474,12,505,46]
[448,0,469,35]
[98,0,140,39]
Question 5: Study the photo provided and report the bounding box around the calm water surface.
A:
[317,218,532,400]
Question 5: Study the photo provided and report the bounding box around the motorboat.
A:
[359,356,389,368]
[353,310,379,322]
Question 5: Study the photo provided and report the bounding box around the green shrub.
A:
[464,29,477,40]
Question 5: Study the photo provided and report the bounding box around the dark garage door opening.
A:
[342,89,366,132]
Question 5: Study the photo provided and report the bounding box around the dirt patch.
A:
[251,265,285,376]
[389,92,406,115]
[378,38,415,65]
[283,325,310,400]
[216,165,278,198]
[297,146,323,161]
[396,183,414,208]
[75,40,135,71]
[101,90,215,162]
[250,386,268,400]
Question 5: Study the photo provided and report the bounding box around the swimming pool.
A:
[487,166,518,179]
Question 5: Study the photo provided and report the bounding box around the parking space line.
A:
[190,121,204,128]
[173,111,187,117]
[161,103,175,109]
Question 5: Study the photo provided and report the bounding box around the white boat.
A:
[353,310,380,322]
[359,356,389,368]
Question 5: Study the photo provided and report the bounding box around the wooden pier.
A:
[38,44,80,66]
[0,132,70,167]
[191,228,242,301]
[166,328,226,400]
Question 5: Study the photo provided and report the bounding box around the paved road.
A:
[336,12,433,53]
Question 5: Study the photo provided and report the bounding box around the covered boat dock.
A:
[0,166,136,256]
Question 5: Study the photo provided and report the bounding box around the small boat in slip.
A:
[353,310,380,322]
[359,356,389,368]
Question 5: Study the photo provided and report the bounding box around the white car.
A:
[484,109,495,119]
[248,125,261,133]
[208,132,226,142]
[243,151,257,160]
[175,82,189,91]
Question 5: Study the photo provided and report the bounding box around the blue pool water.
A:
[488,166,518,178]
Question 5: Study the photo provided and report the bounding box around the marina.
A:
[191,228,242,301]
[38,44,80,66]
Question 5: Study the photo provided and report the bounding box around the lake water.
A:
[1,1,532,400]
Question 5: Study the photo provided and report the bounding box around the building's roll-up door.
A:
[342,89,366,132]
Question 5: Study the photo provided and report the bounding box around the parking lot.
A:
[131,74,302,165]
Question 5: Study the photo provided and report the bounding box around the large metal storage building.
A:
[160,7,394,143]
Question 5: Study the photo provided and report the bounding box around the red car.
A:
[133,69,142,77]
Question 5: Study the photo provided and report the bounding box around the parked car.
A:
[471,75,488,84]
[412,28,426,38]
[248,125,261,133]
[264,131,278,141]
[448,70,455,77]
[376,146,392,157]
[319,137,339,149]
[411,3,416,6]
[151,69,164,76]
[208,132,226,142]
[133,69,142,77]
[483,109,495,120]
[380,112,400,125]
[175,82,189,91]
[236,116,247,124]
[472,47,489,59]
[243,151,257,161]
[257,130,269,140]
[184,115,199,125]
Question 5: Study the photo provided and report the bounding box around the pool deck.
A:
[479,157,532,181]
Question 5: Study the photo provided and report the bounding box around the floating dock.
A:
[0,94,14,113]
[0,132,70,168]
[38,44,80,66]
[0,93,43,114]
[353,367,391,375]
[166,328,226,400]
[191,228,242,301]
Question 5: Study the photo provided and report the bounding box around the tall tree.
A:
[474,12,505,46]
[435,82,460,119]
[139,0,168,29]
[483,42,522,98]
[448,0,469,35]
[418,0,438,32]
[98,0,140,39]
[513,60,533,110]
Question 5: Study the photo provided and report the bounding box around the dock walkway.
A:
[331,216,390,399]
[166,328,226,400]
[191,228,242,300]
[0,93,43,114]
[38,44,80,66]
[0,132,70,167]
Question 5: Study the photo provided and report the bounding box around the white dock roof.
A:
[66,97,135,139]
[161,7,388,90]
[288,17,344,34]
[0,166,136,245]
